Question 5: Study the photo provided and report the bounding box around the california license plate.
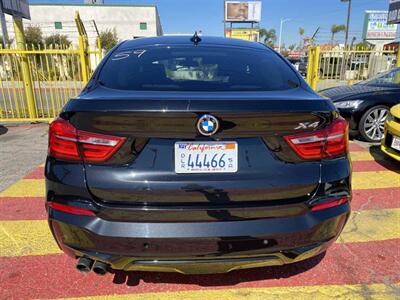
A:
[175,142,238,173]
[391,135,400,151]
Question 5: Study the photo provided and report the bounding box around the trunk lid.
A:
[66,88,334,206]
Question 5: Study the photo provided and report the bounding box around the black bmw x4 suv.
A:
[46,36,351,275]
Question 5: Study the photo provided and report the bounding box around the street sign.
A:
[388,0,400,24]
[362,11,397,40]
[0,0,30,20]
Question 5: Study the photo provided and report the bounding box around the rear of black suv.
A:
[45,36,351,275]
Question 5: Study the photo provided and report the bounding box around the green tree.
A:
[288,44,296,52]
[24,25,44,49]
[354,41,372,50]
[259,28,276,47]
[330,24,346,44]
[99,28,118,53]
[44,34,72,48]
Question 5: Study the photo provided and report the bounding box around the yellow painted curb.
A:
[0,179,45,197]
[352,170,400,190]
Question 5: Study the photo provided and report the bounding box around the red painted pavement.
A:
[23,167,45,179]
[349,143,367,152]
[0,197,46,220]
[0,239,399,299]
[351,188,400,211]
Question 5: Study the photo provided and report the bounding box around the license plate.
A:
[391,135,400,151]
[175,142,238,173]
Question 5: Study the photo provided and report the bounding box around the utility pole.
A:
[223,0,226,37]
[0,2,9,47]
[341,0,352,49]
[278,18,291,53]
[340,0,352,80]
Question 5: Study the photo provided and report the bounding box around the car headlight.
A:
[334,100,364,109]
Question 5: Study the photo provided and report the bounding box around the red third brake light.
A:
[284,118,348,160]
[49,118,126,162]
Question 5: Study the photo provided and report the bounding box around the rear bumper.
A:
[48,203,350,274]
[62,241,333,274]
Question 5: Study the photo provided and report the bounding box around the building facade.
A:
[4,3,163,47]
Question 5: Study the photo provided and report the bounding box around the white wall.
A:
[4,4,163,47]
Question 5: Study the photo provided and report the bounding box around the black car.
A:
[46,36,351,276]
[320,68,400,142]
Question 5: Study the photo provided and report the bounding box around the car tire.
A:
[358,105,389,143]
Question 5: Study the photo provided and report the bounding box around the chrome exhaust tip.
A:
[76,257,94,273]
[92,260,108,276]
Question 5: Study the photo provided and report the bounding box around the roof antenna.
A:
[190,31,202,45]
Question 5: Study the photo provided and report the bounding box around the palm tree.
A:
[331,24,346,44]
[259,28,277,47]
[298,27,305,48]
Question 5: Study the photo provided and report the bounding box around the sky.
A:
[29,0,390,46]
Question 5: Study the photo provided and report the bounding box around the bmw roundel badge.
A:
[197,114,219,136]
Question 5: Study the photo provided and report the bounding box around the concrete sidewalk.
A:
[0,123,48,191]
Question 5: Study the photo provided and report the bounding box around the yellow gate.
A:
[306,46,400,91]
[0,12,102,122]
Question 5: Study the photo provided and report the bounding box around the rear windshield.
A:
[98,45,300,91]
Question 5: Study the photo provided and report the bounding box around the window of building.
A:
[54,22,63,30]
[140,22,147,30]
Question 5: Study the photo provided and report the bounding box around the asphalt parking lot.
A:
[0,123,399,299]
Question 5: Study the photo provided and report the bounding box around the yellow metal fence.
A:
[0,12,102,122]
[306,46,399,91]
[1,47,81,121]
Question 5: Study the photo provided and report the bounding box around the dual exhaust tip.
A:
[76,257,108,275]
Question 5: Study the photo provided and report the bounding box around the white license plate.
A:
[175,142,238,173]
[391,135,400,151]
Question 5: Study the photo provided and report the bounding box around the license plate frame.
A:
[174,141,238,174]
[391,135,400,151]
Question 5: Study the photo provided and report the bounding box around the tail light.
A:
[284,118,348,160]
[49,118,125,162]
[47,202,96,216]
[310,196,349,211]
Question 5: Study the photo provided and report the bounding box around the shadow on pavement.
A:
[0,125,8,136]
[369,145,400,173]
[109,252,326,287]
